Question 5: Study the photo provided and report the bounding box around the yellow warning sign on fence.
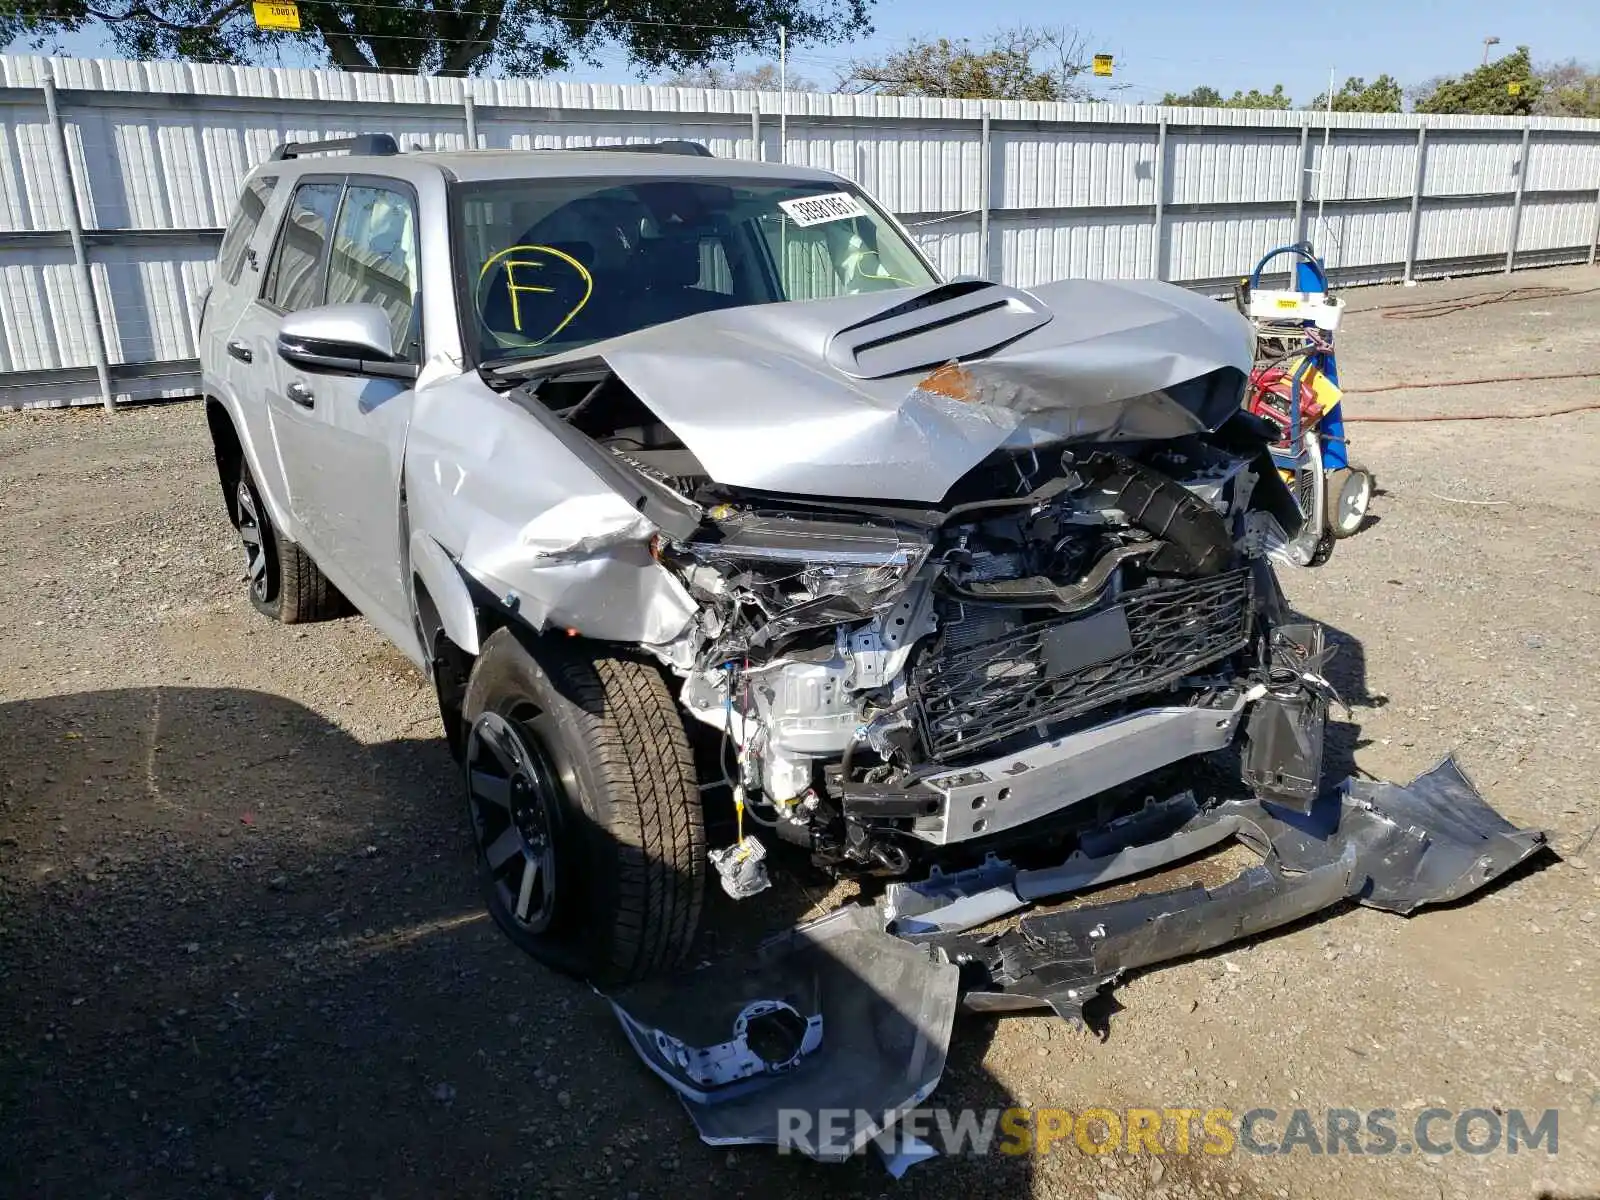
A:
[1093,54,1114,78]
[253,1,300,30]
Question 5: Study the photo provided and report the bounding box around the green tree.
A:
[663,63,816,92]
[1308,74,1403,112]
[1161,85,1223,107]
[1534,59,1600,117]
[1162,83,1291,109]
[840,25,1092,100]
[1413,45,1541,115]
[0,0,872,76]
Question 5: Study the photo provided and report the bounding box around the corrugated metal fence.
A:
[2,53,1598,409]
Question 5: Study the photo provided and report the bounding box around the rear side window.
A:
[325,184,420,358]
[217,175,275,285]
[263,181,342,312]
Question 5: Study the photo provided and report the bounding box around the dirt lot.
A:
[2,265,1598,1200]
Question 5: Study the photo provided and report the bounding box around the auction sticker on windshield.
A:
[778,192,868,227]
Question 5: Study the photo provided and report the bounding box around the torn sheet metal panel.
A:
[404,378,696,644]
[609,906,958,1160]
[512,279,1254,503]
[905,756,1544,1023]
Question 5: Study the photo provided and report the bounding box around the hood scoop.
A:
[824,281,1052,380]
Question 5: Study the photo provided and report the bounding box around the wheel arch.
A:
[204,396,245,525]
[203,394,294,536]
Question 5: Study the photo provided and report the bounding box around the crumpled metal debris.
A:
[505,278,1253,504]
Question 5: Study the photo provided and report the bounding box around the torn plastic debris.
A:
[608,906,958,1163]
[903,755,1547,1026]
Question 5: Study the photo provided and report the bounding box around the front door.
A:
[259,176,423,652]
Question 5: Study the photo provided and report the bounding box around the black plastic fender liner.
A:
[1245,755,1550,914]
[951,842,1363,1026]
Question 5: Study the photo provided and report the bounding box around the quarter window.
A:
[217,175,275,285]
[263,181,342,312]
[325,185,420,357]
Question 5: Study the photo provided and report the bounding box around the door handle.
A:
[226,340,253,363]
[286,380,315,409]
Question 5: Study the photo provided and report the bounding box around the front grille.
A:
[911,568,1253,762]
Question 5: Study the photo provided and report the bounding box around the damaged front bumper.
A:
[611,756,1546,1166]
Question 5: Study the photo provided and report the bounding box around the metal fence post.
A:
[1293,119,1310,244]
[1403,123,1427,282]
[41,69,115,412]
[1151,117,1167,280]
[1505,122,1531,275]
[978,110,991,280]
[463,92,478,149]
[1591,176,1600,267]
[751,102,761,162]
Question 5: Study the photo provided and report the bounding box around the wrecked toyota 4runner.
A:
[201,141,1542,1074]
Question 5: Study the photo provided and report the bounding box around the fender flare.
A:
[410,531,481,657]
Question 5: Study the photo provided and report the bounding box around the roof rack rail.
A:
[567,139,713,158]
[270,134,401,162]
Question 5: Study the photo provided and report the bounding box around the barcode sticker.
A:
[777,191,868,227]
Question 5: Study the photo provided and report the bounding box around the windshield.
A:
[454,175,938,365]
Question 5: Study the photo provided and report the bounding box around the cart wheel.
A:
[1327,467,1374,539]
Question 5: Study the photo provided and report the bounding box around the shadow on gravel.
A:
[1301,613,1385,784]
[0,688,1033,1199]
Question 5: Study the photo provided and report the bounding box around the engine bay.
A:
[565,392,1324,884]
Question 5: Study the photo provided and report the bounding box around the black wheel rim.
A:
[465,711,561,934]
[235,479,269,601]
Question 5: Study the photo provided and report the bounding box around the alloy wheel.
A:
[235,479,269,601]
[465,711,561,934]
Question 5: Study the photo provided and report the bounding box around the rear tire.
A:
[461,628,705,986]
[230,461,346,624]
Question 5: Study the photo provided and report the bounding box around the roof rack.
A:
[567,140,713,158]
[270,134,401,162]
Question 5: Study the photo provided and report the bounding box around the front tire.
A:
[461,628,705,985]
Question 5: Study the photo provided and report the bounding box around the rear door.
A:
[265,176,423,649]
[244,176,344,538]
[201,174,289,500]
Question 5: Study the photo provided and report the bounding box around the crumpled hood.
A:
[521,278,1254,504]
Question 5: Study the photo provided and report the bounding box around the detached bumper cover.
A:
[903,756,1547,1025]
[612,756,1545,1166]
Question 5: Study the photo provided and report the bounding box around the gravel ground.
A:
[2,265,1598,1200]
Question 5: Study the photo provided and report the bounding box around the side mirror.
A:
[277,303,418,380]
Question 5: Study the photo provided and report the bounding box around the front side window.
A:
[325,184,420,358]
[454,176,936,366]
[263,181,342,312]
[217,175,275,285]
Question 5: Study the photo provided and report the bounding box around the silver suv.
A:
[198,134,1327,986]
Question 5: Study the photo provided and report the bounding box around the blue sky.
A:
[9,0,1597,105]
